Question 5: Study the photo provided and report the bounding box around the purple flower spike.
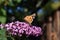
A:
[0,21,42,37]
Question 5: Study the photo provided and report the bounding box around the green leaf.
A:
[0,29,7,40]
[0,8,6,24]
[17,0,22,3]
[0,0,5,5]
[8,0,14,6]
[0,16,6,24]
[51,2,60,10]
[1,8,7,16]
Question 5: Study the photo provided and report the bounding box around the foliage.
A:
[0,29,7,40]
[0,8,7,24]
[0,0,22,6]
[0,8,7,39]
[51,1,60,10]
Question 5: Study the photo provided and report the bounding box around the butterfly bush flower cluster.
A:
[0,21,42,37]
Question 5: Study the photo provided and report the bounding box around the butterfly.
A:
[24,13,36,24]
